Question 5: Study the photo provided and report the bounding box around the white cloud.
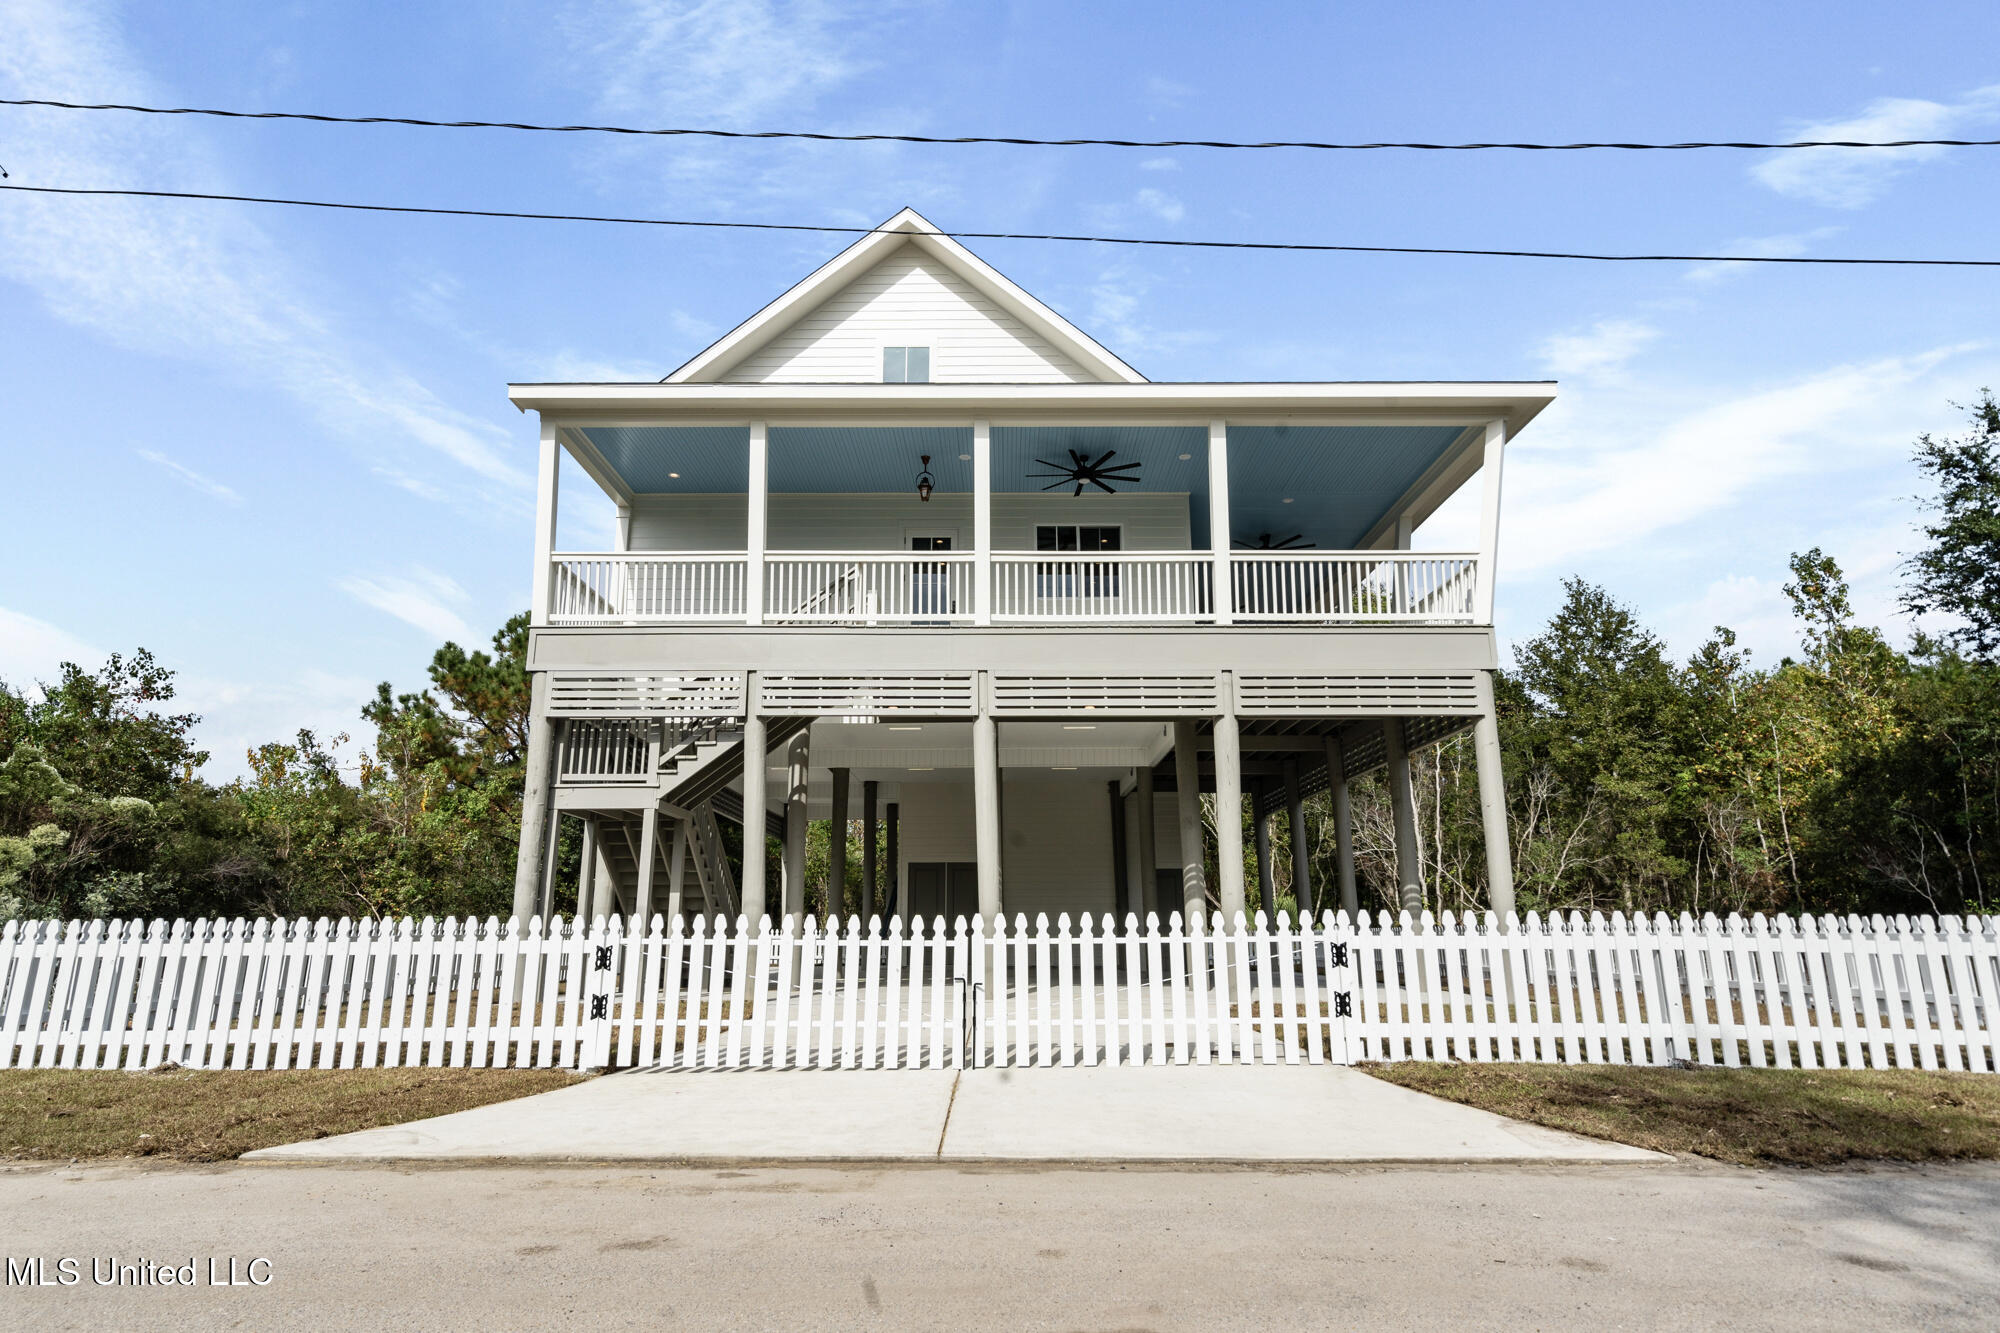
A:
[564,1,944,215]
[135,448,242,504]
[1683,227,1844,284]
[1133,187,1185,224]
[1752,85,2000,207]
[577,0,872,129]
[1503,344,1984,577]
[1536,319,1659,378]
[1139,157,1179,172]
[0,605,101,691]
[0,606,376,780]
[337,569,476,642]
[0,0,526,489]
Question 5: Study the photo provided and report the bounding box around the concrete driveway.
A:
[245,1064,1663,1164]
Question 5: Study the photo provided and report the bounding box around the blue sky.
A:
[3,0,1997,778]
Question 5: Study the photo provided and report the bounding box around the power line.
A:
[5,96,1998,153]
[6,182,1996,267]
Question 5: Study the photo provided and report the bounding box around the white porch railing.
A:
[5,911,1994,1072]
[548,553,748,624]
[1231,552,1478,623]
[548,550,1484,626]
[765,552,976,624]
[991,552,1213,622]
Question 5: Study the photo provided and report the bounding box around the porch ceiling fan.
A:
[1234,532,1317,550]
[1028,449,1142,496]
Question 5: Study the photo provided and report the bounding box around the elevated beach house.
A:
[506,209,1552,934]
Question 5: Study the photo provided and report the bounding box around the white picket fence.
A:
[2,911,1995,1074]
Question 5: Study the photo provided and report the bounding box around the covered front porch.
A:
[531,416,1506,629]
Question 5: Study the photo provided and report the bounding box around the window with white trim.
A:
[882,345,931,383]
[1035,525,1122,598]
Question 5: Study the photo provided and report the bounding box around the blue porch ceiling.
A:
[574,423,1469,549]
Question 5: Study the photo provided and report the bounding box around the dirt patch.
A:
[1362,1062,2000,1167]
[0,1067,583,1163]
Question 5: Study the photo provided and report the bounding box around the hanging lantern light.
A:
[914,454,935,502]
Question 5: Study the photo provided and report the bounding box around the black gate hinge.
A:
[589,994,609,1020]
[1333,993,1353,1019]
[1329,942,1349,968]
[594,945,614,971]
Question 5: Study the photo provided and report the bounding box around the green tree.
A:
[1905,391,2000,660]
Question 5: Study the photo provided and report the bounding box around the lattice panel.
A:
[1235,673,1480,714]
[545,672,745,718]
[756,673,977,716]
[990,674,1220,714]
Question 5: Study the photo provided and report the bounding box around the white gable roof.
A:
[666,208,1146,385]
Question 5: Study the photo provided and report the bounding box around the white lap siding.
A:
[627,492,1191,552]
[718,243,1096,385]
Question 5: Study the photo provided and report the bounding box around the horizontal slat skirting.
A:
[991,674,1220,714]
[1236,673,1480,714]
[757,673,977,715]
[546,672,745,718]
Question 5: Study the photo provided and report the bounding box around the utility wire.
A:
[4,183,1997,267]
[4,97,1998,152]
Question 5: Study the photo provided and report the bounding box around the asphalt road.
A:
[2,1160,1996,1330]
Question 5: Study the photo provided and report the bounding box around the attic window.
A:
[883,346,931,383]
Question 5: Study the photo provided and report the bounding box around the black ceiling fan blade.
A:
[1097,462,1142,477]
[1073,482,1085,497]
[1039,479,1076,491]
[1090,450,1118,468]
[1089,477,1118,494]
[1069,449,1089,465]
[1032,458,1071,472]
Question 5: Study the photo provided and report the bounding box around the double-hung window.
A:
[1035,525,1122,600]
[882,345,931,383]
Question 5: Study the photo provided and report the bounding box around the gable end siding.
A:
[719,244,1099,384]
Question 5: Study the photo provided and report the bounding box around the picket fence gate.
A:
[1,910,1995,1074]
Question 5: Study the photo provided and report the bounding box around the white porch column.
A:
[1134,763,1158,920]
[1172,720,1206,921]
[1472,671,1517,926]
[1476,418,1507,625]
[783,728,811,922]
[741,676,768,924]
[578,817,599,921]
[1207,420,1233,625]
[973,691,1003,923]
[1285,757,1312,920]
[973,419,992,626]
[1213,698,1246,926]
[1383,720,1424,915]
[827,767,850,922]
[530,419,560,628]
[862,780,880,922]
[746,421,768,626]
[512,674,557,921]
[665,819,690,923]
[540,807,563,919]
[1253,791,1274,916]
[633,806,660,924]
[1324,733,1359,919]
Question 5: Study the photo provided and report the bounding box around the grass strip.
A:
[1363,1062,2000,1166]
[0,1068,583,1163]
